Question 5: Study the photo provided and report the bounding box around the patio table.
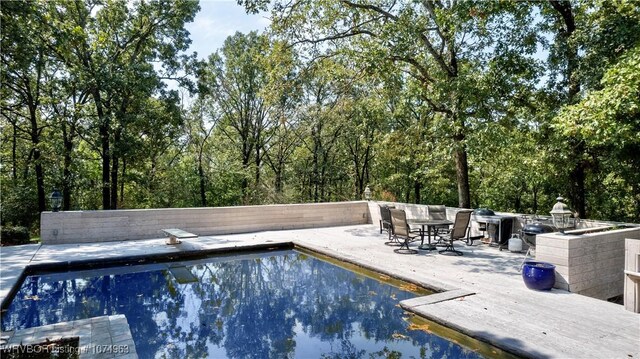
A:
[407,219,453,251]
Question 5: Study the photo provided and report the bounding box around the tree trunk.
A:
[514,187,522,213]
[320,163,327,202]
[110,129,121,210]
[12,125,17,183]
[453,130,471,208]
[274,164,283,193]
[241,157,250,204]
[32,133,45,213]
[198,153,207,206]
[276,160,283,193]
[633,180,640,223]
[22,50,46,213]
[120,158,126,206]
[254,146,261,189]
[312,141,320,203]
[449,51,471,209]
[569,141,587,218]
[549,0,586,218]
[62,121,74,211]
[350,139,372,201]
[92,89,111,210]
[414,179,421,204]
[27,102,45,213]
[405,172,411,204]
[110,156,118,210]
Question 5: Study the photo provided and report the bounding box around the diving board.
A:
[162,228,198,245]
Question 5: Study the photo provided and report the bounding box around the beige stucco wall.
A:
[536,227,640,300]
[41,201,370,244]
[624,238,640,312]
[41,199,639,301]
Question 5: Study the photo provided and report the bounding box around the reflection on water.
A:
[2,250,484,358]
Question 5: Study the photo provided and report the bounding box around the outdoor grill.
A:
[472,208,495,232]
[520,222,556,267]
[473,208,495,216]
[472,208,515,248]
[521,222,556,248]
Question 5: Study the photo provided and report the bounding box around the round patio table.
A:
[407,219,453,250]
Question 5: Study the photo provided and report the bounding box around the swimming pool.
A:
[2,249,498,358]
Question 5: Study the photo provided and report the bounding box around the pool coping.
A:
[1,239,469,307]
[0,241,293,311]
[3,240,468,310]
[0,314,137,359]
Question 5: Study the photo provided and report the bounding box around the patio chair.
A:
[389,209,421,254]
[438,209,473,256]
[378,204,395,240]
[427,205,449,240]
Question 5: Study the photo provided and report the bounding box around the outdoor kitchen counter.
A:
[535,226,640,299]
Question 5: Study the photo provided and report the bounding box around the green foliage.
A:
[0,183,40,228]
[555,45,640,148]
[2,0,639,233]
[1,226,31,245]
[553,44,640,221]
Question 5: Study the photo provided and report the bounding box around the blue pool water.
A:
[2,250,485,358]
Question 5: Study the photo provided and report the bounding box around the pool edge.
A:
[0,242,293,311]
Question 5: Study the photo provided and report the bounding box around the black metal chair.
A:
[438,210,473,256]
[379,204,395,241]
[389,209,420,254]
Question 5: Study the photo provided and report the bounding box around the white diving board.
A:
[161,228,198,245]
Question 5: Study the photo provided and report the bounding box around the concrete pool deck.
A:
[1,224,638,358]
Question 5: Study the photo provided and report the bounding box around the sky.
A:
[185,0,271,60]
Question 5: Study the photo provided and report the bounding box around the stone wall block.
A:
[40,201,369,244]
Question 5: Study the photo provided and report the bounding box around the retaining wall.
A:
[41,199,638,302]
[536,227,640,300]
[624,238,640,312]
[41,201,370,244]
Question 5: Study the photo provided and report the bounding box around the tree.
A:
[1,1,51,213]
[186,99,217,206]
[554,45,640,221]
[41,0,199,209]
[291,60,350,202]
[239,0,541,208]
[263,118,299,199]
[259,40,301,199]
[540,0,585,218]
[48,74,89,211]
[199,32,275,204]
[540,0,640,218]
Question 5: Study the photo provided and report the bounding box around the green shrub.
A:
[1,226,31,245]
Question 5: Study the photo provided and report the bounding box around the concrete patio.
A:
[1,224,639,358]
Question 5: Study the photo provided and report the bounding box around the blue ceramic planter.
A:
[522,261,556,290]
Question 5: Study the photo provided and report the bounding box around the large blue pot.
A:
[522,261,556,290]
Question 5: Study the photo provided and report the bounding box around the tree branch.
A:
[389,55,436,84]
[340,0,398,20]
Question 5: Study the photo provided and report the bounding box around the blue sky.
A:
[186,0,270,60]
